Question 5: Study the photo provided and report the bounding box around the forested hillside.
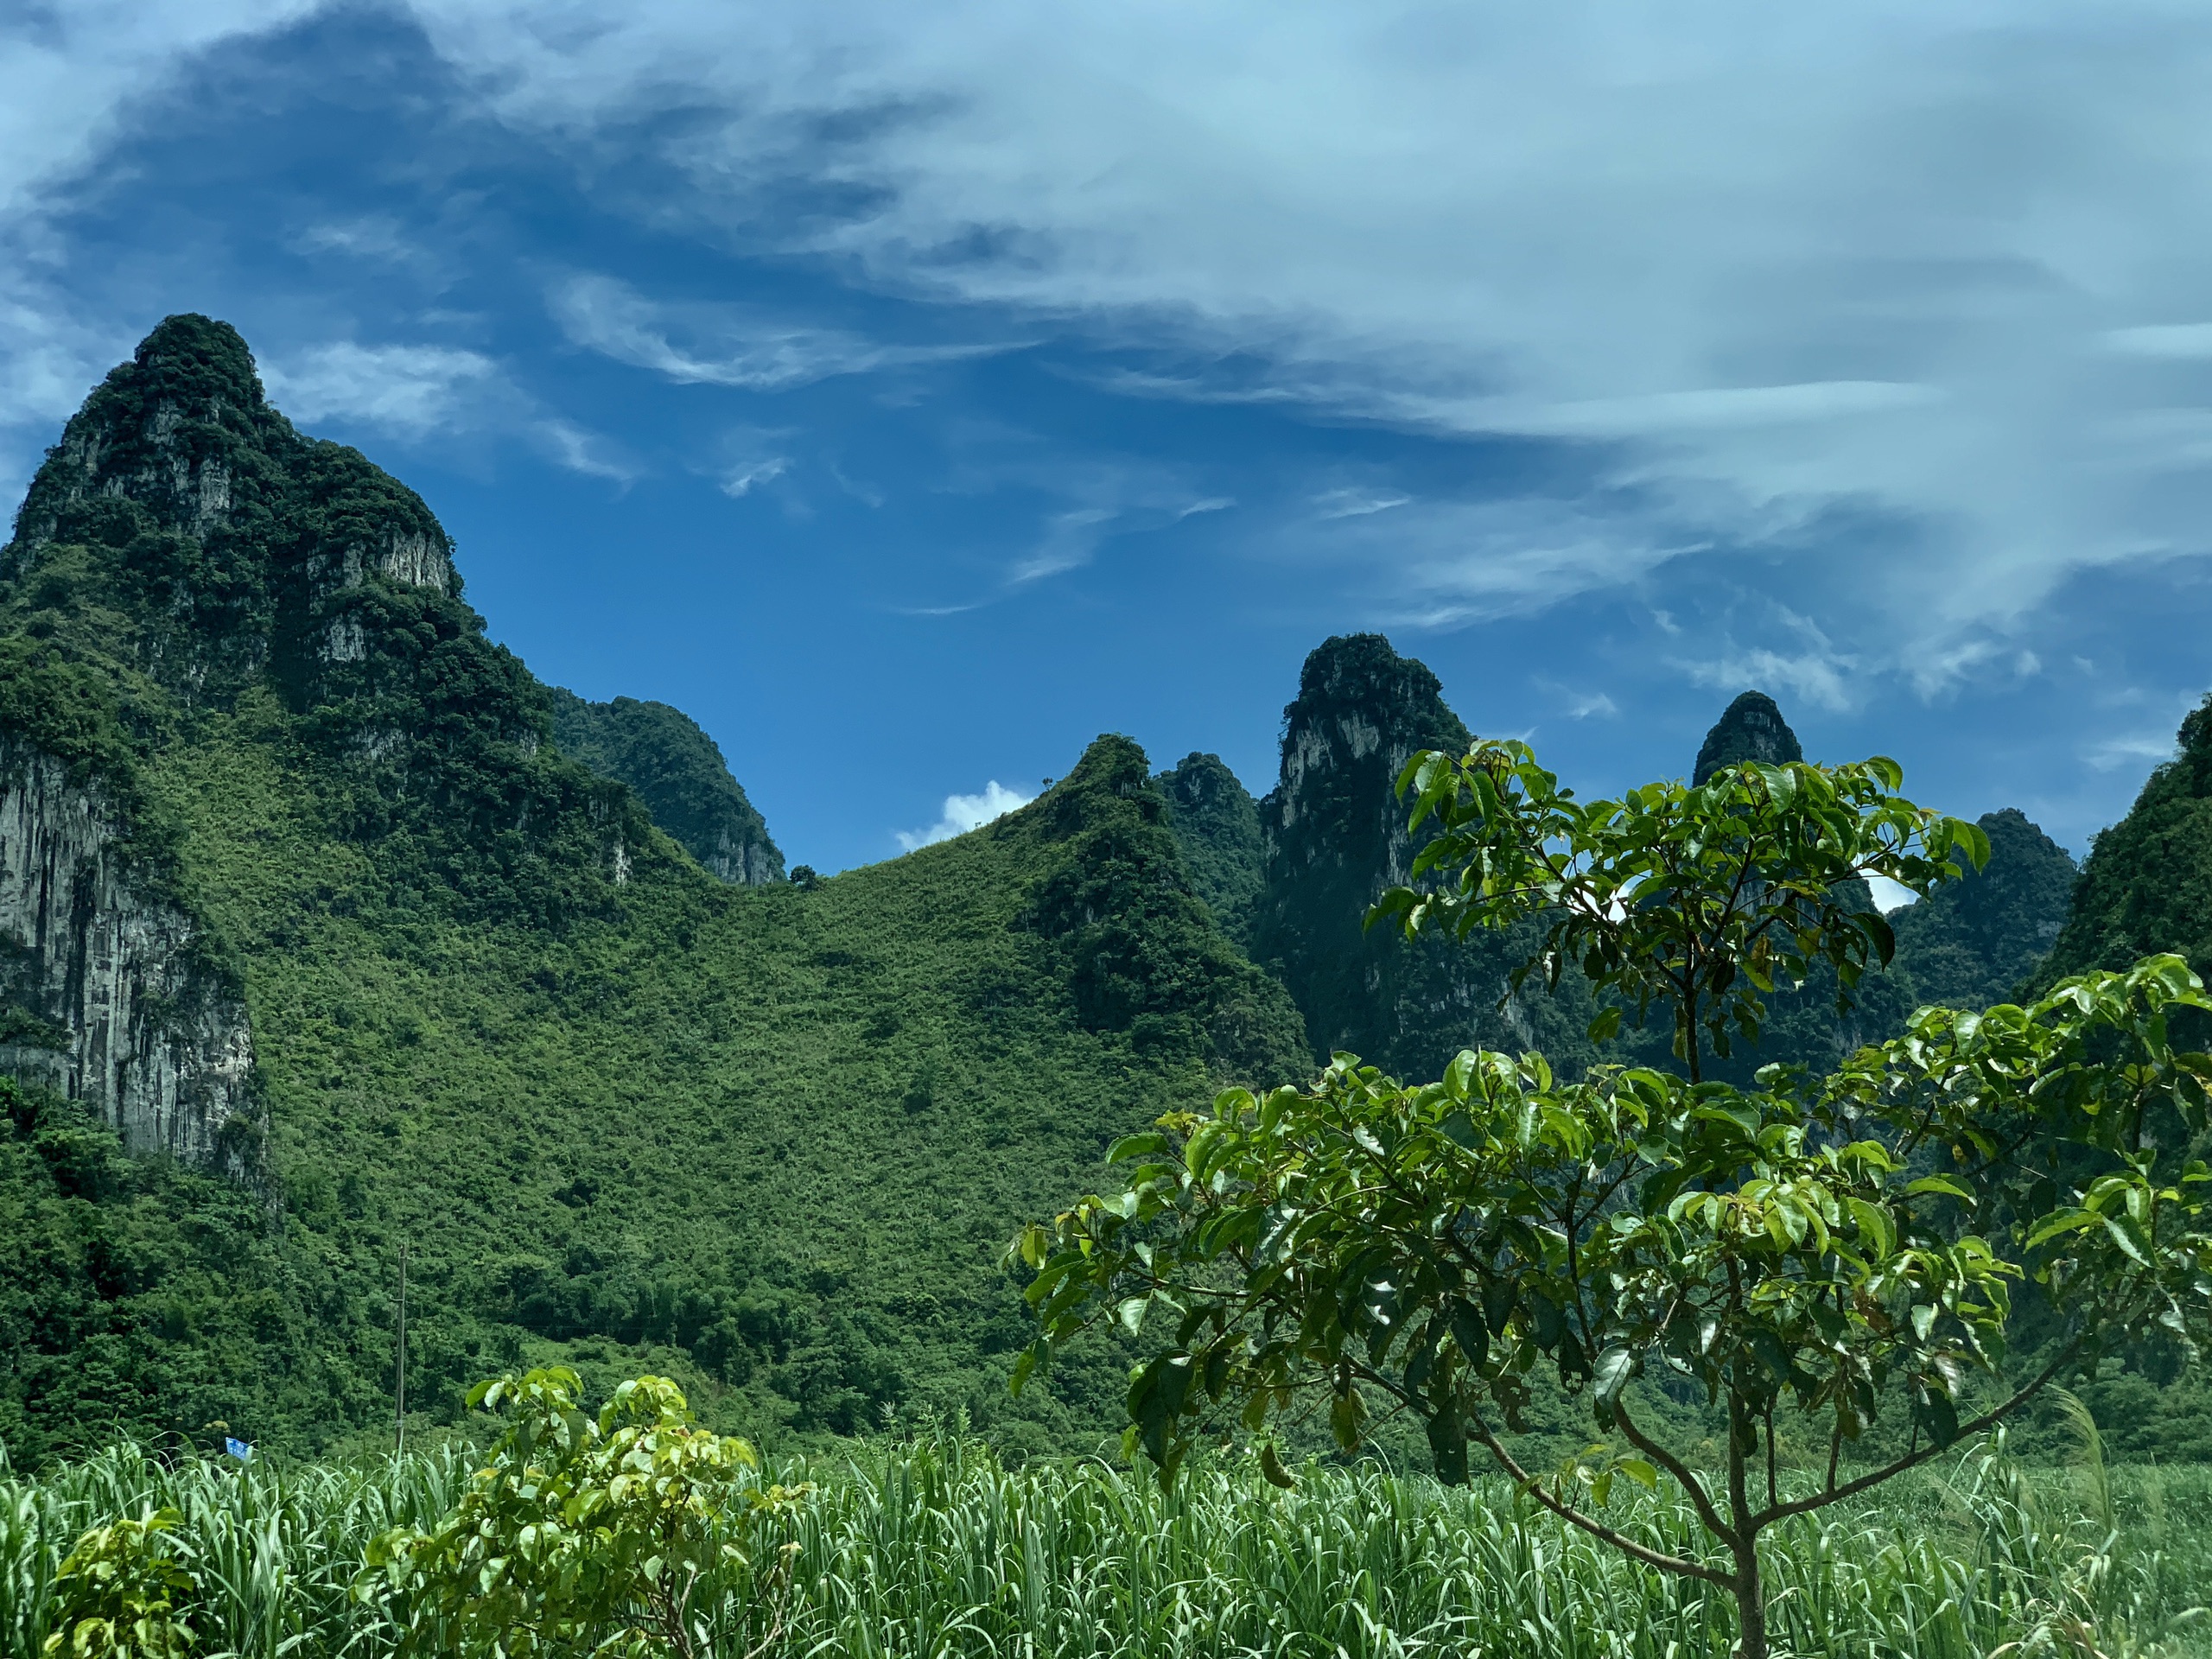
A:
[548,689,785,886]
[0,317,1306,1463]
[2044,695,2212,987]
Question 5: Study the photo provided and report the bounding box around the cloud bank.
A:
[394,0,2212,689]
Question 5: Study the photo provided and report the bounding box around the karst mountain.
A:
[0,315,2128,1461]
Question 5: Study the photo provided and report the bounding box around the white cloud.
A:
[549,272,1006,391]
[0,1,319,219]
[1865,874,1919,912]
[1682,646,1855,714]
[19,0,2212,698]
[291,216,442,274]
[1313,487,1411,520]
[2105,323,2212,360]
[2084,732,2177,772]
[262,342,501,437]
[720,456,791,497]
[533,417,635,480]
[895,779,1033,850]
[388,0,2212,684]
[1010,506,1115,583]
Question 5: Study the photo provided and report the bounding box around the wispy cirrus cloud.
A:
[548,272,1012,391]
[262,341,501,437]
[387,0,2212,704]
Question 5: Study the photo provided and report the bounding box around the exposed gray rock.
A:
[0,735,255,1168]
[1693,690,1804,785]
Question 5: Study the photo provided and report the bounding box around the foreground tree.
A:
[1014,742,2212,1659]
[41,1509,199,1659]
[362,1370,808,1659]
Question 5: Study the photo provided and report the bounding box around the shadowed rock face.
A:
[1693,690,1803,785]
[1248,633,1599,1078]
[0,735,254,1167]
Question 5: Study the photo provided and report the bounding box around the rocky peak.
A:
[1692,690,1803,785]
[1247,634,1569,1077]
[1261,633,1470,890]
[6,315,459,703]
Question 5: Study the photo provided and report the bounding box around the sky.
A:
[9,3,2212,874]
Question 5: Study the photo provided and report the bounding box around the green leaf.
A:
[2102,1212,2155,1267]
[1425,1409,1470,1486]
[1906,1175,1974,1202]
[1107,1131,1169,1165]
[1586,1006,1623,1044]
[1592,1344,1635,1408]
[1450,1300,1490,1370]
[1259,1441,1299,1490]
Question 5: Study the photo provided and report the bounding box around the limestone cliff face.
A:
[0,736,253,1166]
[1249,634,1596,1078]
[6,315,460,709]
[1693,690,1804,785]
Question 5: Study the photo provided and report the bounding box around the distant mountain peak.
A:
[550,690,785,886]
[1693,690,1803,785]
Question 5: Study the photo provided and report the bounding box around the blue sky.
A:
[10,3,2212,874]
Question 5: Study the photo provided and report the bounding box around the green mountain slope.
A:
[549,689,785,885]
[0,317,1306,1463]
[1891,807,2075,1007]
[1154,752,1265,948]
[2042,696,2212,986]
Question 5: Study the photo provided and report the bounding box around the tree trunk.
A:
[1731,1535,1769,1659]
[1726,1393,1767,1659]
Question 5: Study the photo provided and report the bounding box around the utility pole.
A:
[396,1242,408,1456]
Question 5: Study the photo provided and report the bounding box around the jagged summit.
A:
[1692,690,1803,785]
[1248,633,1594,1077]
[6,314,461,707]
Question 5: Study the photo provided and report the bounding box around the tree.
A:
[41,1509,199,1659]
[1014,741,2212,1659]
[362,1370,809,1659]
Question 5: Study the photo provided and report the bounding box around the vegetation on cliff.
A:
[0,317,1305,1462]
[548,689,785,886]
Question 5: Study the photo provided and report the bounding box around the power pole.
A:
[396,1241,408,1456]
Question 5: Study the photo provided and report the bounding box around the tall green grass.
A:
[6,1431,2207,1658]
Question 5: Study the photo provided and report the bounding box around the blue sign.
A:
[225,1437,252,1462]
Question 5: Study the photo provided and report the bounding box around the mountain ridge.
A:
[0,316,1304,1462]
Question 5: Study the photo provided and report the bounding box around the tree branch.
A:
[1465,1414,1732,1586]
[1754,1344,2080,1528]
[1612,1397,1737,1548]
